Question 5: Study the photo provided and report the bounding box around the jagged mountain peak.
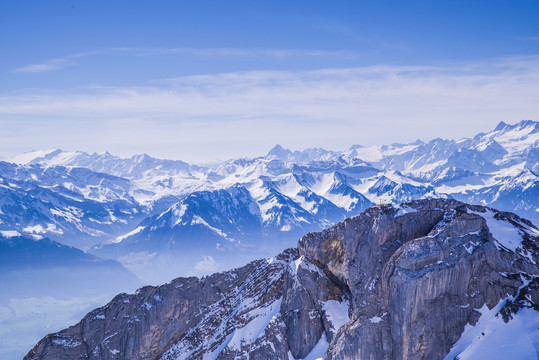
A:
[495,119,537,132]
[489,119,538,138]
[494,120,509,131]
[266,144,292,158]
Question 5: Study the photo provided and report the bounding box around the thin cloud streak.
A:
[1,56,538,162]
[13,59,69,73]
[11,47,365,73]
[11,51,100,73]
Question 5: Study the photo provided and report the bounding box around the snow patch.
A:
[472,210,523,252]
[443,302,539,360]
[52,338,82,348]
[322,300,350,331]
[394,205,418,218]
[226,298,282,351]
[108,226,145,244]
[22,223,63,235]
[369,314,386,324]
[297,332,329,360]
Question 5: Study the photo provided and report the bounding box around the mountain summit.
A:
[26,199,539,360]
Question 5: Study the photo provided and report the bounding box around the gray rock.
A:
[26,199,539,360]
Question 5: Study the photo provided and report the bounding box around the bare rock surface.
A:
[26,199,539,360]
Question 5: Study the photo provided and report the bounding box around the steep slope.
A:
[26,199,539,360]
[93,186,265,282]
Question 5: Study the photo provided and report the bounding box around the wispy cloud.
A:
[12,51,99,73]
[11,47,365,74]
[13,58,69,73]
[1,56,538,161]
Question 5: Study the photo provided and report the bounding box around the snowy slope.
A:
[0,162,144,248]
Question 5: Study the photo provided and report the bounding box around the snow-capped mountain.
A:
[0,161,146,249]
[1,119,537,283]
[25,199,539,360]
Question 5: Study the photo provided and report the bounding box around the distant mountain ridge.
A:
[1,119,537,283]
[0,231,140,298]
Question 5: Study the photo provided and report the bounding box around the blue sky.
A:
[1,0,538,162]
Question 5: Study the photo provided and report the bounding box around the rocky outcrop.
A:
[26,199,539,360]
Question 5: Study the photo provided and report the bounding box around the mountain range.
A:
[1,119,538,359]
[1,119,537,284]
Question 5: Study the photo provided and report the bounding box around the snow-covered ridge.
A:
[0,120,537,284]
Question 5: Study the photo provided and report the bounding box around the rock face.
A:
[25,199,539,360]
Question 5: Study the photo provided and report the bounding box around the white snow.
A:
[345,143,418,164]
[275,175,303,199]
[141,302,153,311]
[322,300,350,331]
[22,224,63,235]
[172,204,188,226]
[490,122,539,154]
[226,298,282,351]
[293,256,304,272]
[289,256,324,277]
[0,121,537,360]
[7,149,60,164]
[394,205,418,218]
[50,207,82,224]
[324,193,356,211]
[52,338,82,348]
[306,173,358,211]
[412,159,448,173]
[297,332,329,360]
[369,314,385,324]
[443,302,539,360]
[191,216,228,239]
[472,210,523,252]
[108,226,145,244]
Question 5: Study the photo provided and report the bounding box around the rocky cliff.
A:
[25,199,539,360]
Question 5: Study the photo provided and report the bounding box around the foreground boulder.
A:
[26,199,539,359]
